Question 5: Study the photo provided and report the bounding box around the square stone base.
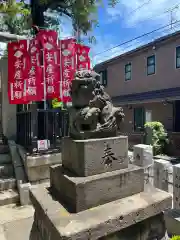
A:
[164,209,180,236]
[101,213,168,240]
[29,185,172,240]
[50,164,144,212]
[62,136,128,177]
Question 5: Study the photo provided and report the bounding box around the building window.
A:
[99,69,107,86]
[147,55,155,75]
[134,107,145,132]
[176,46,180,68]
[125,63,131,81]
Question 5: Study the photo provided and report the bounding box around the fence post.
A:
[30,108,38,152]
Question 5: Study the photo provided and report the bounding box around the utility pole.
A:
[168,5,179,29]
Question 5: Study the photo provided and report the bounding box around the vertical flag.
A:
[38,30,60,99]
[8,40,29,104]
[24,37,44,102]
[59,38,76,103]
[76,44,91,71]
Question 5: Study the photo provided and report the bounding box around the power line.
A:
[93,22,180,63]
[123,0,152,17]
[94,20,180,57]
[128,2,180,28]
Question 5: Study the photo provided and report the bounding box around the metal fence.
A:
[16,109,69,153]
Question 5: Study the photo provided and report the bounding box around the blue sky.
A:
[86,0,180,65]
[1,0,180,64]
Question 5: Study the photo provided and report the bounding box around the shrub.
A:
[144,121,169,155]
[171,236,180,240]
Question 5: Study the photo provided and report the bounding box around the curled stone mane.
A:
[69,69,125,139]
[75,70,99,80]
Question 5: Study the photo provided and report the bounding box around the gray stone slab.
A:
[0,225,6,240]
[102,213,167,240]
[0,178,16,191]
[0,154,11,164]
[27,164,51,182]
[51,164,144,212]
[173,163,180,209]
[164,209,180,236]
[4,217,33,240]
[154,159,171,192]
[26,152,62,168]
[0,190,19,206]
[0,164,14,178]
[29,185,172,240]
[133,144,153,167]
[62,136,128,177]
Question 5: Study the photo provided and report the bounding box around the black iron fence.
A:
[16,109,69,153]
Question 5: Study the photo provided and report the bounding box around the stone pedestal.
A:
[62,136,128,176]
[30,136,172,240]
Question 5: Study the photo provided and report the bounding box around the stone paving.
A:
[0,204,34,240]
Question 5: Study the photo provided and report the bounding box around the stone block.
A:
[133,144,153,167]
[29,185,172,240]
[0,178,16,191]
[62,136,128,177]
[164,209,180,236]
[0,164,14,177]
[18,182,31,205]
[0,153,11,164]
[27,165,51,182]
[0,189,19,206]
[154,159,171,192]
[102,213,167,240]
[26,152,62,168]
[173,163,180,209]
[0,225,6,240]
[51,164,144,212]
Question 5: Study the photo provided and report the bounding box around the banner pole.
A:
[42,48,46,110]
[59,39,63,103]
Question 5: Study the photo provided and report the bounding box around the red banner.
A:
[7,31,92,105]
[76,44,90,71]
[60,38,76,103]
[8,40,29,104]
[24,37,44,102]
[41,30,60,99]
[37,29,58,48]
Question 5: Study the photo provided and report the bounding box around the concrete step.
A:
[0,164,14,177]
[0,178,16,191]
[0,153,11,164]
[0,189,19,206]
[0,144,9,154]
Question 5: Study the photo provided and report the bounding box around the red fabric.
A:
[76,44,91,70]
[24,37,44,102]
[8,40,29,104]
[59,38,76,103]
[37,29,58,48]
[42,31,60,99]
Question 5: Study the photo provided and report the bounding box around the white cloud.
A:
[89,0,180,65]
[107,0,180,27]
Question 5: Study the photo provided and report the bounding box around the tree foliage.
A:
[0,0,119,40]
[144,121,169,155]
[0,0,31,34]
[31,0,119,36]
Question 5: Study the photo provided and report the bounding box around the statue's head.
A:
[75,70,100,81]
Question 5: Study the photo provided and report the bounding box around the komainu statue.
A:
[69,70,124,139]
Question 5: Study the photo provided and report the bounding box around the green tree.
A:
[0,0,30,34]
[30,0,118,37]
